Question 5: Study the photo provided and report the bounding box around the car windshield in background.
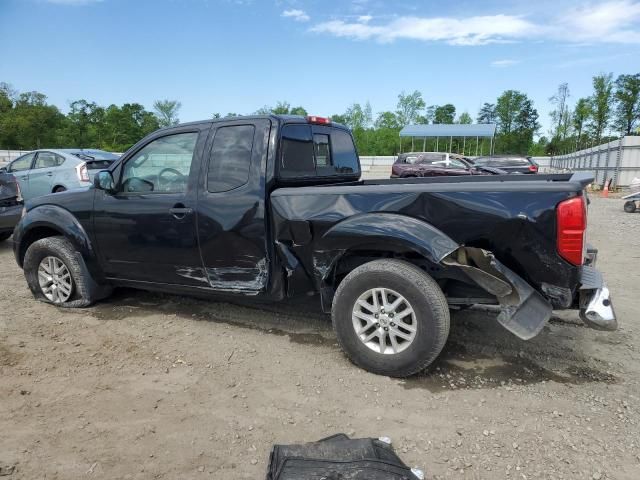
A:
[475,157,530,167]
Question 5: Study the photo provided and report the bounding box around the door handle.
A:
[20,176,28,180]
[169,206,193,219]
[46,172,53,176]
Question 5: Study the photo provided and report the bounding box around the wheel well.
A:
[17,226,63,267]
[52,185,66,193]
[324,248,494,310]
[331,249,442,290]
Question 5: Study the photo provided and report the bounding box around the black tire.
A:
[23,236,111,308]
[53,186,66,193]
[624,201,636,213]
[0,232,11,242]
[332,259,450,377]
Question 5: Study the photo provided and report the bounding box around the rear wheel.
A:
[624,201,636,213]
[23,236,111,307]
[332,259,450,377]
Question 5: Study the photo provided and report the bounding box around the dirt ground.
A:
[1,196,639,479]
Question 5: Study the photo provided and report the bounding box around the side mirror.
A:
[0,166,7,173]
[94,170,115,193]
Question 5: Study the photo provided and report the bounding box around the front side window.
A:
[9,153,35,172]
[207,125,255,192]
[34,152,64,169]
[121,132,197,193]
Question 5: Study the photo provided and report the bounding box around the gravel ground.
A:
[0,196,639,479]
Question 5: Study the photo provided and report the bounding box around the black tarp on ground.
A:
[266,434,423,480]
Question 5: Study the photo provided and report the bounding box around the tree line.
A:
[1,72,638,156]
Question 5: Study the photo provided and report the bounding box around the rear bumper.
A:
[0,203,22,233]
[578,248,617,331]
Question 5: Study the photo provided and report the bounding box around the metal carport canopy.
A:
[399,124,497,137]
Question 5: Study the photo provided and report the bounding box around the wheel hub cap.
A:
[37,256,73,303]
[352,288,417,355]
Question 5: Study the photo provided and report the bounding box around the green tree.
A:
[549,82,570,139]
[101,103,160,152]
[613,73,640,135]
[3,91,66,149]
[290,106,308,116]
[573,98,591,148]
[494,90,539,154]
[433,104,456,124]
[589,73,614,141]
[374,111,400,130]
[396,91,425,127]
[65,100,105,146]
[458,112,472,124]
[153,99,181,127]
[343,102,372,130]
[477,103,496,124]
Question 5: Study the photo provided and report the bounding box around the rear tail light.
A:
[76,162,90,182]
[557,196,587,266]
[528,164,538,172]
[15,180,23,202]
[307,115,331,125]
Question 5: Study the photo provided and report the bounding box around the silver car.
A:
[1,149,119,200]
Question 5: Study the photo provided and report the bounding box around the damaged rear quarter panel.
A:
[270,185,581,300]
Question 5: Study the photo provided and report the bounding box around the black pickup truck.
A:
[12,115,616,376]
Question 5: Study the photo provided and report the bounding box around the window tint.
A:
[34,152,64,169]
[331,130,359,175]
[207,125,255,192]
[280,125,315,178]
[121,132,197,193]
[9,153,35,172]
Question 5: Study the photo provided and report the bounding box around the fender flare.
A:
[316,212,459,266]
[14,204,103,281]
[310,213,459,306]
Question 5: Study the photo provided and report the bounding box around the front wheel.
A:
[23,236,111,307]
[332,259,450,377]
[0,232,11,242]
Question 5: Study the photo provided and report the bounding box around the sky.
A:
[1,0,639,134]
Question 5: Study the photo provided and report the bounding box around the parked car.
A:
[0,170,23,242]
[473,155,539,174]
[12,115,616,377]
[0,149,119,200]
[391,152,505,178]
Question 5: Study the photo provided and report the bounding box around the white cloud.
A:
[309,1,640,45]
[311,14,534,46]
[282,9,310,22]
[554,0,640,44]
[491,59,520,67]
[45,0,102,4]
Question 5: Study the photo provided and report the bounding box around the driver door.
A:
[93,128,209,286]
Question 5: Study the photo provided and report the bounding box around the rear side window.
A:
[330,130,358,175]
[280,125,359,178]
[34,152,65,169]
[280,125,315,178]
[207,125,255,192]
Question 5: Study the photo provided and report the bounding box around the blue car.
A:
[1,149,119,200]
